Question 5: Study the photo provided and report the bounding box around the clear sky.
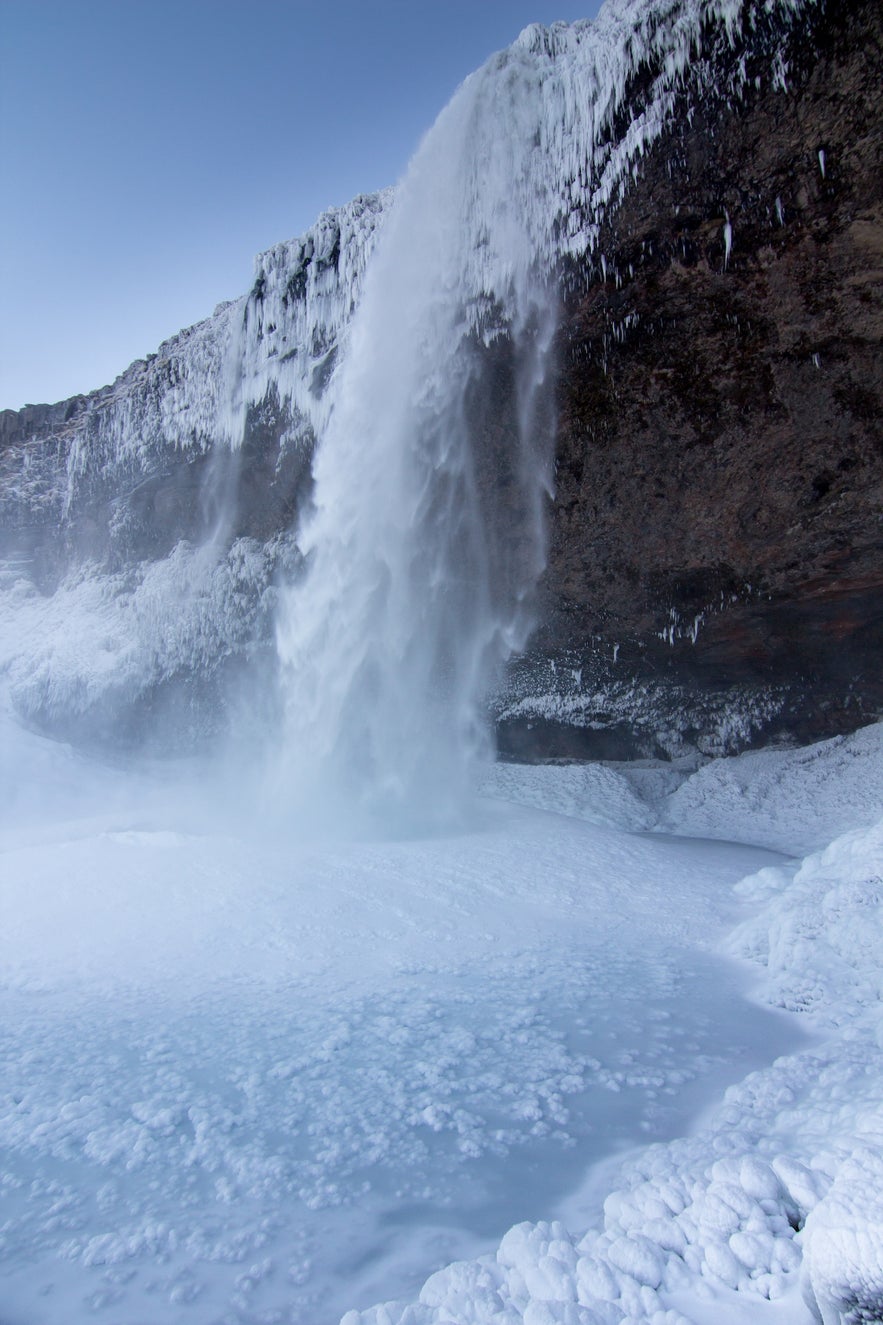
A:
[1,1,601,410]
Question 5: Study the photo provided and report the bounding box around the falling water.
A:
[274,47,562,825]
[272,0,803,824]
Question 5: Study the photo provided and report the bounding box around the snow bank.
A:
[660,723,883,856]
[727,819,883,1027]
[483,761,655,832]
[341,811,883,1324]
[483,723,883,856]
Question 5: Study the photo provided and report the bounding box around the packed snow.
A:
[345,727,883,1325]
[1,712,881,1323]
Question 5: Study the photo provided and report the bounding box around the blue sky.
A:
[1,1,600,410]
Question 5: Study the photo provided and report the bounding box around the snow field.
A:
[1,709,804,1324]
[351,728,883,1324]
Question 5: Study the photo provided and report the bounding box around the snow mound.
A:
[660,723,883,856]
[728,819,883,1027]
[801,1151,883,1325]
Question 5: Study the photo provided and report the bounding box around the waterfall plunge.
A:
[274,47,561,827]
[271,0,799,825]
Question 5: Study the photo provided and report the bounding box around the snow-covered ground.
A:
[1,717,881,1324]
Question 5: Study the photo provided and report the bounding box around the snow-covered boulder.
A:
[801,1151,883,1325]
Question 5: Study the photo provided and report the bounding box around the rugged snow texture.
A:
[0,700,797,1324]
[801,1153,883,1325]
[345,728,883,1325]
[0,0,828,752]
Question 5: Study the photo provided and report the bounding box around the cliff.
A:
[1,0,879,760]
[500,0,883,757]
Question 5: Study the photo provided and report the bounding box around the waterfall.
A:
[274,51,561,825]
[271,0,808,824]
[1,0,809,771]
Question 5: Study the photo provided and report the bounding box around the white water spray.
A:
[275,51,561,824]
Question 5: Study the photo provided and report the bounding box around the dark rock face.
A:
[500,0,883,759]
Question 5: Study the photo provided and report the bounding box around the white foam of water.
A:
[273,57,560,825]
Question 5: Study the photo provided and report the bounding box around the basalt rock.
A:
[498,0,883,759]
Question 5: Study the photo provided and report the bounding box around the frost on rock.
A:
[234,190,392,454]
[495,650,790,760]
[3,192,391,534]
